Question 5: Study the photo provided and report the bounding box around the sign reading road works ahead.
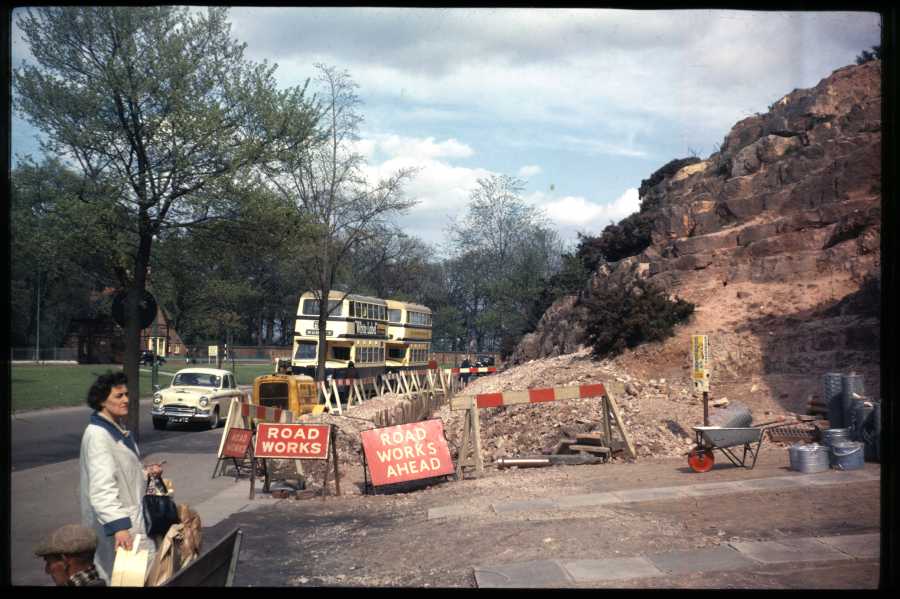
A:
[360,419,455,486]
[254,423,331,460]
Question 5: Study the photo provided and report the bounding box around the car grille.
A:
[163,405,198,417]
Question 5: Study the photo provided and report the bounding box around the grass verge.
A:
[11,362,275,412]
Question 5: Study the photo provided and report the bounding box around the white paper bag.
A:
[110,533,149,587]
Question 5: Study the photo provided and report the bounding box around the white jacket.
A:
[79,412,155,583]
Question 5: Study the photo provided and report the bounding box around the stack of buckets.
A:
[820,372,877,470]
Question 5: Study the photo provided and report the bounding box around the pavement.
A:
[427,469,881,588]
[472,532,879,588]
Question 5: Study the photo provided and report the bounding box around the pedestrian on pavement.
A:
[460,356,471,385]
[80,371,162,583]
[34,524,106,586]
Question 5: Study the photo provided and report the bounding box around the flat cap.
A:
[34,524,98,556]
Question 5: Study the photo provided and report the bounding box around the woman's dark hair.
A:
[86,371,128,411]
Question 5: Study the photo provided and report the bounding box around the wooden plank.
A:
[568,444,611,454]
[605,392,636,459]
[456,408,472,479]
[472,402,484,477]
[575,433,606,445]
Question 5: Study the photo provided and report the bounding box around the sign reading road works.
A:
[254,423,331,460]
[360,419,455,486]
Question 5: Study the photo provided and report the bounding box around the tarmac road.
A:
[9,396,266,587]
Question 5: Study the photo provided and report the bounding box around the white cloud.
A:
[537,188,641,237]
[373,134,474,160]
[517,164,542,178]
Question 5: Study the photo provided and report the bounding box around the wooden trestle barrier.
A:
[315,366,450,420]
[449,381,636,478]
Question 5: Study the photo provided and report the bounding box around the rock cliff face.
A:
[515,60,881,406]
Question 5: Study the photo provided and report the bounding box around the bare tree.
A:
[263,64,418,381]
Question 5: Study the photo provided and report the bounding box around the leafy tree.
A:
[576,210,654,270]
[261,64,417,380]
[856,45,881,64]
[10,159,117,350]
[13,6,319,438]
[446,174,563,354]
[580,278,694,359]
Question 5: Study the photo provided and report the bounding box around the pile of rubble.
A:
[433,348,718,465]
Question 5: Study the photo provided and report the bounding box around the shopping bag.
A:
[143,475,180,537]
[110,533,149,587]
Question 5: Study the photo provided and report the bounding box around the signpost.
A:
[208,345,218,365]
[692,335,711,425]
[359,419,455,491]
[252,423,338,499]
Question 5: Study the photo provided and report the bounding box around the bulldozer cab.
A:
[252,374,325,415]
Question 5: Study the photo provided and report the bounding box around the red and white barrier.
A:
[451,383,607,410]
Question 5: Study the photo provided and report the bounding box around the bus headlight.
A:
[199,396,209,408]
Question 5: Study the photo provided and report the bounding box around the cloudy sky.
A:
[10,7,882,254]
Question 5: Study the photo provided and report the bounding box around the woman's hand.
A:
[114,529,133,551]
[144,462,164,477]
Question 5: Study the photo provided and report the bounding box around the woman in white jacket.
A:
[80,371,162,583]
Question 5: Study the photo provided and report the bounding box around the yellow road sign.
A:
[691,335,709,381]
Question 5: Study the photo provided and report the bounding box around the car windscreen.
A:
[173,373,220,387]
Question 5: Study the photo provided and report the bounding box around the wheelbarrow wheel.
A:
[688,448,715,472]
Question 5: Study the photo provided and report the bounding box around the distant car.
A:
[139,350,166,366]
[151,367,244,430]
[476,355,495,367]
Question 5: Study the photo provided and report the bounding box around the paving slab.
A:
[737,476,807,491]
[730,537,849,564]
[817,533,881,559]
[679,481,746,497]
[648,546,758,575]
[802,469,879,485]
[492,498,559,514]
[556,493,622,509]
[611,486,691,503]
[561,557,664,582]
[427,504,473,520]
[473,560,573,588]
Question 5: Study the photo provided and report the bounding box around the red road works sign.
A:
[254,423,330,460]
[222,428,253,459]
[361,419,455,486]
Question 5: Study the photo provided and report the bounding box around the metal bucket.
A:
[789,443,830,473]
[822,427,851,447]
[823,372,844,428]
[830,441,865,470]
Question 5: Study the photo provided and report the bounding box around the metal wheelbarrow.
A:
[688,426,764,472]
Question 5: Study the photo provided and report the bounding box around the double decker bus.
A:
[385,299,433,372]
[292,291,388,379]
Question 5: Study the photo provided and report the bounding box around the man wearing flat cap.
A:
[34,524,106,586]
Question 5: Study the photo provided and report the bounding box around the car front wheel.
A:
[152,417,167,430]
[208,406,220,429]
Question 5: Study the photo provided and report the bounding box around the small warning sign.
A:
[222,428,252,459]
[360,419,455,487]
[691,335,710,393]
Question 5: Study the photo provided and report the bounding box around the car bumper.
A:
[151,405,212,423]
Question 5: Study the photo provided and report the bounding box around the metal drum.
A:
[822,427,851,447]
[849,401,874,442]
[789,443,830,473]
[708,400,753,428]
[840,373,865,429]
[823,372,844,428]
[830,441,865,470]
